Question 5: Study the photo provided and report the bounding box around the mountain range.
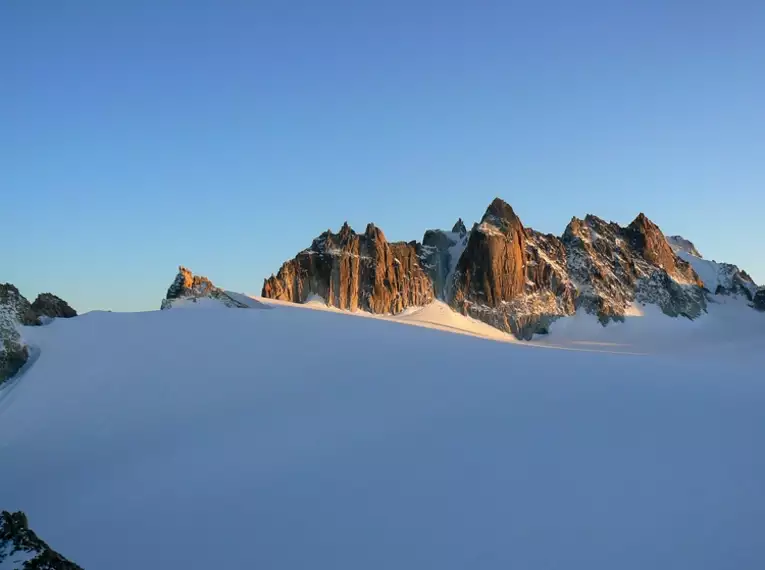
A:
[261,197,763,338]
[1,197,763,387]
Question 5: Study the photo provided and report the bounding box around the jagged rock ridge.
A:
[262,222,434,313]
[262,198,759,338]
[0,510,82,569]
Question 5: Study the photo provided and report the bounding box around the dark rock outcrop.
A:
[1,285,35,385]
[754,288,765,312]
[263,197,755,338]
[1,285,77,385]
[31,294,77,320]
[262,222,434,313]
[0,510,82,569]
[0,284,39,327]
[0,335,28,388]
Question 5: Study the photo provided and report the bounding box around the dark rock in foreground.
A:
[754,288,765,312]
[0,284,39,327]
[0,510,82,569]
[1,285,76,386]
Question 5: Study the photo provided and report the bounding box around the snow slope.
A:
[0,304,764,569]
[666,235,757,298]
[261,295,764,356]
[266,297,516,343]
[675,250,757,296]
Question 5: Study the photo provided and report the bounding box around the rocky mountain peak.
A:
[365,222,383,240]
[562,216,585,240]
[452,218,467,235]
[338,221,353,240]
[480,198,524,234]
[626,214,702,286]
[161,267,255,310]
[451,199,529,321]
[165,266,217,302]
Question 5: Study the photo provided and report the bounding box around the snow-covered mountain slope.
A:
[666,235,703,257]
[1,303,763,569]
[666,236,757,299]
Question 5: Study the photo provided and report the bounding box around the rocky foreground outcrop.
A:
[0,510,82,569]
[262,222,434,313]
[0,285,77,385]
[262,198,760,338]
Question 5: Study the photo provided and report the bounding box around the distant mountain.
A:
[666,235,757,300]
[262,198,760,339]
[160,266,267,310]
[666,235,703,258]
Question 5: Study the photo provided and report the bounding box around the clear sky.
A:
[3,0,763,312]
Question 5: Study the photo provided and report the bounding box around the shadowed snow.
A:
[0,304,763,569]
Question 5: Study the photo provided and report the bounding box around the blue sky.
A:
[3,0,763,312]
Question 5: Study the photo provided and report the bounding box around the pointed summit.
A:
[452,218,467,235]
[365,222,386,241]
[338,221,354,240]
[483,197,520,223]
[479,198,525,236]
[628,212,660,233]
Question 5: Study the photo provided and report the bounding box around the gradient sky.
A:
[3,0,763,312]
